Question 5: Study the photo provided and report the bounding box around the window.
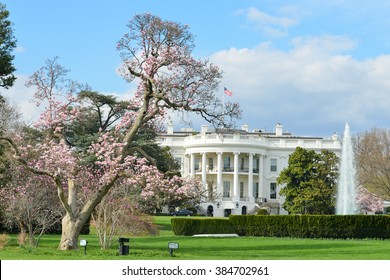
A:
[240,158,245,171]
[223,157,231,171]
[253,182,259,198]
[208,157,214,171]
[207,181,214,200]
[223,181,231,197]
[195,158,200,171]
[254,158,259,173]
[240,182,244,198]
[270,182,277,199]
[270,159,277,172]
[175,157,182,169]
[175,157,181,164]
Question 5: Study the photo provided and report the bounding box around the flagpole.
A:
[222,86,233,129]
[222,86,225,108]
[221,86,225,129]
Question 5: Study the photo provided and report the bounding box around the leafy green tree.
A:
[0,3,17,89]
[277,147,339,214]
[65,90,131,151]
[67,90,180,174]
[128,125,180,176]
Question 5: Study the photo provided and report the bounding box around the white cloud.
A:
[1,75,41,124]
[237,7,297,37]
[15,46,26,53]
[1,73,139,124]
[291,35,357,53]
[244,7,296,28]
[210,35,390,136]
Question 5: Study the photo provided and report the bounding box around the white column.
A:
[184,154,189,176]
[248,153,254,203]
[190,153,195,177]
[217,152,223,197]
[258,155,264,198]
[201,152,207,190]
[233,152,240,201]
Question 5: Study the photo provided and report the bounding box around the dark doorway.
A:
[241,206,247,215]
[224,209,232,217]
[207,205,214,217]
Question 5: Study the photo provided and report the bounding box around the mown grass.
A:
[1,216,390,260]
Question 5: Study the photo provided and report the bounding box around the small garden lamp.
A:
[79,239,88,255]
[168,242,179,257]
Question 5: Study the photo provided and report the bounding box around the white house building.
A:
[158,122,341,217]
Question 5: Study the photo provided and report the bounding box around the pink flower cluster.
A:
[17,137,76,180]
[33,95,80,133]
[356,186,384,213]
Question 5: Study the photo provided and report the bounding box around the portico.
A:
[186,151,265,205]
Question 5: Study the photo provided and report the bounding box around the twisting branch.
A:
[80,174,121,219]
[0,136,76,220]
[125,146,157,166]
[0,137,53,177]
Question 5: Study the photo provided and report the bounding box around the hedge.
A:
[171,218,235,236]
[171,215,390,239]
[229,215,390,239]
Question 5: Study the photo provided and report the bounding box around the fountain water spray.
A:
[336,123,357,214]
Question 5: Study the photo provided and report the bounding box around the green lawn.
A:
[1,216,390,260]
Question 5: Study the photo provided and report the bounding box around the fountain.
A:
[336,123,357,214]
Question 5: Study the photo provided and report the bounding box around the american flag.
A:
[224,87,233,96]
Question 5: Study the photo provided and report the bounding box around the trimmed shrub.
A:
[256,209,269,215]
[172,215,390,239]
[171,218,235,236]
[229,215,390,239]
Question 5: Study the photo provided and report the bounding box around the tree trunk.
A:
[58,214,84,250]
[58,178,86,250]
[18,222,27,245]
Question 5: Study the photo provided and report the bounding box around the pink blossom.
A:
[356,186,384,213]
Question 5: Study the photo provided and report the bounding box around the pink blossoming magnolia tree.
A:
[78,165,156,250]
[356,185,384,214]
[0,13,241,250]
[138,175,205,213]
[0,164,63,246]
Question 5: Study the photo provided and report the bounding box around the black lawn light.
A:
[118,237,130,256]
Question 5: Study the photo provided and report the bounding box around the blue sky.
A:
[3,0,390,137]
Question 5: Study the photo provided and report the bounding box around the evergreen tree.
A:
[0,3,17,89]
[278,147,339,214]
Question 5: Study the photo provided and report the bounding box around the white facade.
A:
[158,122,341,217]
